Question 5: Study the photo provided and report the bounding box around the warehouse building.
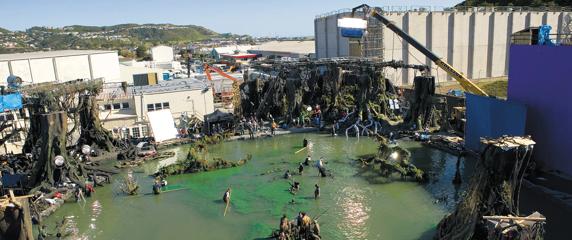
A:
[97,78,214,139]
[315,7,572,85]
[151,45,174,63]
[248,41,315,58]
[0,50,121,85]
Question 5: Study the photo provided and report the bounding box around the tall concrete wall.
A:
[451,12,471,81]
[326,15,339,58]
[489,12,509,77]
[315,18,327,58]
[382,12,405,84]
[315,10,572,85]
[429,12,451,83]
[404,12,429,85]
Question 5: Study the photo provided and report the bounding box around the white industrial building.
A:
[0,50,121,85]
[315,7,572,85]
[151,45,174,63]
[97,78,214,139]
[248,41,316,58]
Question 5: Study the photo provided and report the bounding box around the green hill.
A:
[458,0,572,7]
[62,24,218,42]
[0,27,11,34]
[14,23,228,52]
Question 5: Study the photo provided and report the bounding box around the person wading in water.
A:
[223,188,231,204]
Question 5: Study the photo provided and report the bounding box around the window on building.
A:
[141,126,149,137]
[104,104,112,110]
[122,128,130,138]
[147,102,169,112]
[113,103,121,110]
[121,102,130,109]
[132,127,141,138]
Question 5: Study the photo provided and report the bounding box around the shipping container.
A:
[133,73,158,86]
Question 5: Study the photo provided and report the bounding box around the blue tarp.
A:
[211,48,220,61]
[341,28,364,38]
[538,25,555,46]
[0,93,23,111]
[465,94,527,151]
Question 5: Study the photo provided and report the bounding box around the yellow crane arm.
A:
[351,5,488,96]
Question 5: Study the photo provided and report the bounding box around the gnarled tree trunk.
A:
[28,112,68,187]
[435,136,535,240]
[78,94,115,152]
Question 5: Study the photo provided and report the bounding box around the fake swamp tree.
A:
[355,135,426,183]
[241,59,428,128]
[21,79,116,189]
[435,136,538,240]
[156,140,251,177]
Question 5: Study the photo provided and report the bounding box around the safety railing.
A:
[315,6,572,19]
[511,33,572,46]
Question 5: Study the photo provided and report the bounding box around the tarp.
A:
[465,94,527,151]
[147,109,178,142]
[204,109,233,123]
[2,93,23,110]
[538,25,555,46]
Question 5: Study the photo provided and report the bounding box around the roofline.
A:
[315,6,572,19]
[132,87,209,96]
[0,50,117,62]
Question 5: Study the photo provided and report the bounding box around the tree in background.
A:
[135,45,149,59]
[118,49,135,58]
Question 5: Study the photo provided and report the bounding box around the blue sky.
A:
[3,0,464,36]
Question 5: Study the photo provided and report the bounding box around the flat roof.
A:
[220,53,258,59]
[131,78,208,95]
[249,41,315,54]
[0,50,116,61]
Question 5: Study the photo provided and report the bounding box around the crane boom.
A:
[204,64,238,82]
[351,4,489,97]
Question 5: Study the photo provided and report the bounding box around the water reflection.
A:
[336,186,371,239]
[45,134,456,240]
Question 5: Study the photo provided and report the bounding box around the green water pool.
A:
[44,133,473,240]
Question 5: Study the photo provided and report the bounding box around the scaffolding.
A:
[362,9,384,59]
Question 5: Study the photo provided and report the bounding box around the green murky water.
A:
[44,133,473,240]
